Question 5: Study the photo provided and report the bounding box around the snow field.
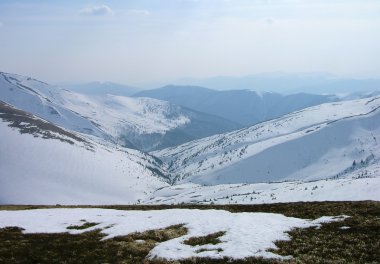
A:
[148,170,380,205]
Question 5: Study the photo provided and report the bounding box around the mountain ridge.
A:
[134,85,338,127]
[0,72,239,151]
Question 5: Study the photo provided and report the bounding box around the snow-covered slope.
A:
[0,72,106,138]
[60,92,190,149]
[60,92,239,151]
[0,72,239,151]
[147,162,380,204]
[154,97,380,185]
[0,101,169,204]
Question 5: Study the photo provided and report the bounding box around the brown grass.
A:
[66,221,98,230]
[184,231,226,246]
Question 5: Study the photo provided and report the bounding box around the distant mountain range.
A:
[174,73,380,94]
[135,85,337,126]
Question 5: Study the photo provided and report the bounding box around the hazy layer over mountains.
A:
[174,73,380,94]
[62,82,140,97]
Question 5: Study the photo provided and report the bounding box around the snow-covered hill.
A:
[0,72,239,151]
[0,101,169,204]
[154,97,380,185]
[60,92,239,151]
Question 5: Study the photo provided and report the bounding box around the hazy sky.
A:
[0,0,379,86]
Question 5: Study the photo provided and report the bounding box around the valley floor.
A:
[0,201,379,263]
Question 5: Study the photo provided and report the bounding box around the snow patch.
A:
[0,208,347,260]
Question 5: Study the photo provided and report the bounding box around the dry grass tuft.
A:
[66,222,98,230]
[184,231,226,246]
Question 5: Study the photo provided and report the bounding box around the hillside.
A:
[60,92,240,151]
[0,101,169,204]
[148,168,380,204]
[0,72,106,138]
[154,96,380,185]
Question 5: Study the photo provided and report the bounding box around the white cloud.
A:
[129,9,150,16]
[80,5,114,16]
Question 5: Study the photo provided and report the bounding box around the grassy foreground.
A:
[0,201,379,264]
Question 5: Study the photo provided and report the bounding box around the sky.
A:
[0,0,379,86]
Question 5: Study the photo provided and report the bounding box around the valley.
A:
[0,72,379,205]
